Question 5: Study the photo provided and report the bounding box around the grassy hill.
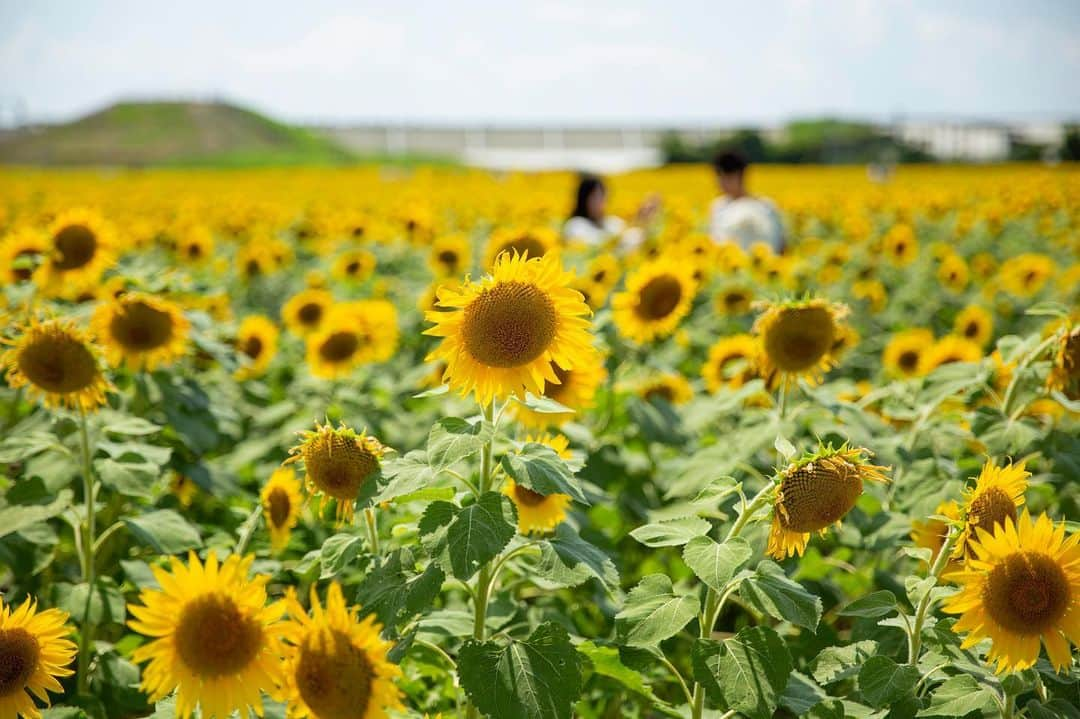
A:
[0,101,357,167]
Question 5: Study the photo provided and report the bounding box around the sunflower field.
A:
[0,163,1078,719]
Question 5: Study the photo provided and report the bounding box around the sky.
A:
[2,0,1079,126]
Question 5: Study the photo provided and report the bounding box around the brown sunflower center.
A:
[983,551,1071,634]
[174,593,263,678]
[52,224,97,270]
[963,321,980,339]
[187,243,203,259]
[241,335,264,360]
[644,385,674,403]
[295,629,374,719]
[763,306,835,372]
[500,236,547,259]
[12,249,39,281]
[634,275,683,321]
[898,350,920,372]
[298,303,323,326]
[319,332,360,363]
[545,364,572,402]
[303,434,380,501]
[777,458,863,533]
[462,281,557,368]
[346,261,360,275]
[110,301,175,351]
[513,484,549,507]
[18,332,99,394]
[724,292,747,311]
[437,250,459,267]
[969,487,1018,536]
[266,486,291,527]
[0,628,40,698]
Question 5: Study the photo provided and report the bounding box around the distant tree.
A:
[1062,126,1080,162]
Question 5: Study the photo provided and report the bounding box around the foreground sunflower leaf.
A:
[810,640,880,685]
[739,560,823,631]
[577,641,681,717]
[419,492,517,579]
[630,516,712,547]
[121,509,202,554]
[691,626,793,719]
[858,655,920,708]
[681,535,752,591]
[500,443,589,504]
[0,489,73,541]
[458,621,583,719]
[531,523,619,591]
[615,573,699,646]
[916,674,997,717]
[354,548,445,628]
[426,416,494,472]
[839,590,898,618]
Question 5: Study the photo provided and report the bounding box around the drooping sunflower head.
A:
[424,252,594,404]
[285,422,387,522]
[944,511,1080,674]
[638,372,694,406]
[1,317,111,413]
[955,460,1029,560]
[882,328,934,378]
[768,444,890,559]
[918,335,983,375]
[332,248,377,283]
[1048,325,1080,402]
[429,233,472,277]
[953,305,994,347]
[0,596,77,719]
[91,292,190,372]
[280,582,403,719]
[127,552,286,719]
[611,256,698,344]
[702,334,760,393]
[282,288,334,337]
[261,467,303,553]
[511,349,607,429]
[35,208,116,292]
[0,226,47,285]
[234,315,279,380]
[753,297,848,386]
[483,227,558,268]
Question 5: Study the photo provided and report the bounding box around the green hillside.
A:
[0,101,356,167]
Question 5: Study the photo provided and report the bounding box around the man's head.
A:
[712,149,749,198]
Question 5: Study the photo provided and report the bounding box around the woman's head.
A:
[571,174,606,224]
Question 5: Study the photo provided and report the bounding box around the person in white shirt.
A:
[563,174,658,253]
[708,150,785,254]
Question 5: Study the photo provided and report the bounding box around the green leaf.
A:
[427,417,493,472]
[0,490,73,541]
[533,524,619,591]
[780,671,827,715]
[94,458,158,499]
[858,656,919,708]
[516,393,574,415]
[459,622,583,719]
[412,384,449,398]
[123,510,202,554]
[629,516,711,547]
[840,590,898,618]
[375,450,438,504]
[354,548,445,628]
[692,626,793,719]
[811,640,879,685]
[615,574,699,647]
[446,492,517,580]
[97,439,172,467]
[578,641,679,717]
[682,536,752,592]
[0,431,68,463]
[774,435,797,460]
[102,415,163,436]
[1026,699,1080,719]
[740,560,822,631]
[500,444,588,505]
[917,675,997,717]
[319,533,364,579]
[53,578,126,625]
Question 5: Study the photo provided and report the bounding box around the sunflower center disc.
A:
[500,236,547,259]
[462,281,558,368]
[644,386,674,404]
[635,275,682,320]
[765,306,835,372]
[983,552,1070,634]
[174,594,263,678]
[319,332,360,362]
[969,487,1018,535]
[19,334,98,393]
[298,303,323,326]
[242,336,264,360]
[296,629,374,719]
[305,436,378,501]
[267,487,291,527]
[898,350,920,372]
[437,250,458,267]
[779,460,863,533]
[111,301,174,351]
[0,628,40,697]
[513,484,549,507]
[52,224,97,270]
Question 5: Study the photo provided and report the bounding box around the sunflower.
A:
[999,253,1056,298]
[944,512,1080,674]
[955,461,1029,560]
[851,279,887,313]
[170,473,198,508]
[611,257,698,344]
[261,467,303,552]
[1047,325,1079,402]
[767,444,889,559]
[585,254,621,295]
[753,298,847,386]
[882,224,918,266]
[504,479,570,535]
[0,227,47,285]
[424,252,593,405]
[177,224,214,265]
[911,500,961,563]
[702,334,759,392]
[953,305,994,347]
[34,208,115,292]
[282,289,334,337]
[882,328,933,378]
[639,372,693,405]
[919,335,983,374]
[0,596,77,719]
[279,583,402,719]
[306,302,398,379]
[714,285,754,316]
[937,253,969,293]
[829,323,860,360]
[235,315,279,380]
[236,243,276,281]
[512,350,607,429]
[429,233,471,277]
[332,249,376,283]
[127,552,286,719]
[91,292,190,371]
[285,422,387,522]
[1,317,111,412]
[483,227,558,268]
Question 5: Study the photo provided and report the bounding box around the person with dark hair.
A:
[563,174,658,252]
[709,149,785,254]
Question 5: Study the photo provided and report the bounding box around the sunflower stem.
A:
[465,399,496,719]
[75,406,96,694]
[234,504,262,556]
[363,506,380,556]
[907,528,957,666]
